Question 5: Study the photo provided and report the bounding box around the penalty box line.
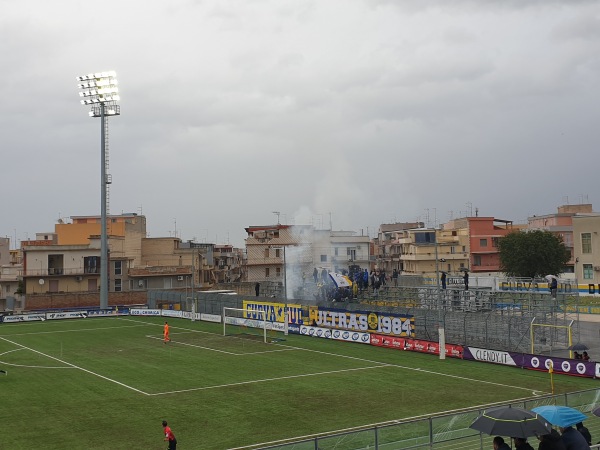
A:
[146,335,298,356]
[0,336,149,395]
[149,363,393,396]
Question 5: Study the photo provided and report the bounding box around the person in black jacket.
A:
[576,422,592,446]
[538,429,567,450]
[559,425,590,450]
[493,436,511,450]
[514,437,535,450]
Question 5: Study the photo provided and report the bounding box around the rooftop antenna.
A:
[466,202,473,217]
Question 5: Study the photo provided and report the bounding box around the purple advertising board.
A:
[463,346,598,378]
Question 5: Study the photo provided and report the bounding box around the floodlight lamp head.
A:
[76,70,120,116]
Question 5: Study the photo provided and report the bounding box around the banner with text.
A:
[463,347,597,378]
[308,307,414,337]
[370,334,464,358]
[242,301,303,324]
[1,313,46,323]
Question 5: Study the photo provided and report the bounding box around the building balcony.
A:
[23,267,100,277]
[128,266,192,277]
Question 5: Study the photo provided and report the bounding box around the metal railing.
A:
[244,389,600,450]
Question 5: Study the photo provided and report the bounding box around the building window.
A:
[264,248,269,258]
[450,246,456,254]
[321,255,327,262]
[491,237,499,248]
[265,268,270,277]
[275,249,281,258]
[415,232,435,243]
[582,233,592,254]
[474,255,481,266]
[334,247,339,256]
[462,246,466,252]
[276,267,281,277]
[347,248,356,261]
[84,256,100,274]
[115,279,122,292]
[583,264,593,280]
[480,239,488,247]
[114,261,122,275]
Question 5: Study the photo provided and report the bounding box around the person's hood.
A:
[548,428,563,442]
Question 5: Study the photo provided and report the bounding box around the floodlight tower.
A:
[76,71,120,309]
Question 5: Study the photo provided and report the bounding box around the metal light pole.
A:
[77,71,120,309]
[434,230,445,360]
[283,245,287,305]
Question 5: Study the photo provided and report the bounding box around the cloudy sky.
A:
[2,0,600,248]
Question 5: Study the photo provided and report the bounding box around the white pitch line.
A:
[146,335,239,355]
[0,348,24,357]
[0,361,75,369]
[0,336,149,395]
[0,348,76,369]
[280,344,546,394]
[146,335,298,356]
[2,323,151,337]
[149,363,392,396]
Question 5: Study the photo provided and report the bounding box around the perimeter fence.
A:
[242,388,600,450]
[149,283,583,355]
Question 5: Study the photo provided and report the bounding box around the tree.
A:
[498,230,570,278]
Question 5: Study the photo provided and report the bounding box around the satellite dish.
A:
[38,279,45,285]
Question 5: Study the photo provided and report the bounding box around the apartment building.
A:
[214,245,244,283]
[0,238,22,310]
[391,216,517,277]
[128,238,215,290]
[528,204,593,275]
[374,222,423,273]
[245,224,371,286]
[465,216,516,273]
[572,213,600,287]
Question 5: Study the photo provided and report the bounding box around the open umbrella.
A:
[469,406,551,438]
[567,343,589,351]
[592,406,600,418]
[531,406,587,428]
[328,272,352,288]
[544,275,558,282]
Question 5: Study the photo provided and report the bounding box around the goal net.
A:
[223,307,288,343]
[223,307,268,343]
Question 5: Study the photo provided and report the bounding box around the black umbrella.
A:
[470,406,552,438]
[567,343,589,351]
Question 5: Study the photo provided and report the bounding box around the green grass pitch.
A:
[0,315,596,449]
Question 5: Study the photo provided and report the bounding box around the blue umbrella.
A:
[531,405,588,427]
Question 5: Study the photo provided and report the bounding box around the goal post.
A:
[223,307,267,343]
[530,318,573,355]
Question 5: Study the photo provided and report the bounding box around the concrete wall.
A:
[23,291,147,310]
